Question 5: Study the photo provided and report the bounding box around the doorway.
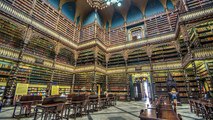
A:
[130,73,151,101]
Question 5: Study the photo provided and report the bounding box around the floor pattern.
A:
[0,101,204,120]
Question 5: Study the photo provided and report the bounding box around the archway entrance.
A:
[130,73,151,101]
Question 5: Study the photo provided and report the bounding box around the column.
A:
[145,45,155,101]
[105,53,111,93]
[3,26,32,105]
[47,42,61,96]
[123,50,130,101]
[71,51,79,93]
[92,47,98,93]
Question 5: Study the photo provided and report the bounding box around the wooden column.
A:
[93,47,98,93]
[47,42,61,96]
[105,53,111,93]
[123,50,130,101]
[145,45,155,101]
[4,26,32,105]
[71,51,79,93]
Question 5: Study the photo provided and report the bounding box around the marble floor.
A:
[0,101,204,120]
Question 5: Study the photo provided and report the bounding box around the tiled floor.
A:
[0,101,204,120]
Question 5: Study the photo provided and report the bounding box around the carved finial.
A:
[145,45,155,58]
[105,53,111,64]
[93,47,99,58]
[54,42,62,55]
[23,27,33,44]
[171,41,180,53]
[123,50,130,61]
[74,50,79,61]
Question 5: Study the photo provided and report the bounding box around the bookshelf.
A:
[28,84,47,97]
[97,50,106,67]
[25,37,55,60]
[16,64,31,83]
[0,18,24,50]
[0,82,6,101]
[185,0,213,11]
[154,70,188,103]
[53,69,73,86]
[127,48,149,66]
[184,67,199,99]
[75,72,93,92]
[56,48,74,65]
[77,49,95,66]
[80,24,95,42]
[0,59,14,83]
[152,44,180,63]
[109,27,126,45]
[108,73,127,100]
[59,86,71,95]
[108,53,126,68]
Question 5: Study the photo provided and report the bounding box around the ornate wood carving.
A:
[145,45,155,58]
[170,41,181,53]
[122,50,130,61]
[105,53,111,64]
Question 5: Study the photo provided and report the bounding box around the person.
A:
[169,88,178,105]
[0,100,2,112]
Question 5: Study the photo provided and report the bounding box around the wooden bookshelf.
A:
[80,24,95,42]
[28,84,47,97]
[185,0,213,11]
[75,72,93,92]
[154,70,188,103]
[109,27,126,45]
[152,44,180,63]
[108,73,127,100]
[56,48,74,65]
[53,69,73,86]
[108,53,125,68]
[77,49,95,66]
[0,82,6,101]
[128,48,149,66]
[97,50,106,67]
[0,18,24,50]
[25,37,55,60]
[59,86,71,95]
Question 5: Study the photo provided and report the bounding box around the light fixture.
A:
[105,0,122,7]
[87,0,122,10]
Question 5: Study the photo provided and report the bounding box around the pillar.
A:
[71,51,79,93]
[105,53,111,93]
[123,50,130,101]
[145,45,155,101]
[47,42,61,96]
[92,47,98,93]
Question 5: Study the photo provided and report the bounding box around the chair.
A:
[40,97,66,120]
[188,99,194,112]
[202,103,213,120]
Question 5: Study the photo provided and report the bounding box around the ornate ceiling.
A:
[49,0,176,26]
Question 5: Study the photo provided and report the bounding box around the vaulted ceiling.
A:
[48,0,176,27]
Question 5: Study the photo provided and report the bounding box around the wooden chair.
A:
[88,95,98,112]
[202,103,213,120]
[40,97,66,120]
[188,99,194,112]
[192,100,201,116]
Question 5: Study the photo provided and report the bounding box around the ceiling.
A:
[48,0,176,27]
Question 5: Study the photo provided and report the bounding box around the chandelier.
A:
[105,0,122,6]
[87,0,122,10]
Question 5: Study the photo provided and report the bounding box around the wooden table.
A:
[34,103,59,120]
[71,100,85,119]
[139,96,180,120]
[13,101,34,118]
